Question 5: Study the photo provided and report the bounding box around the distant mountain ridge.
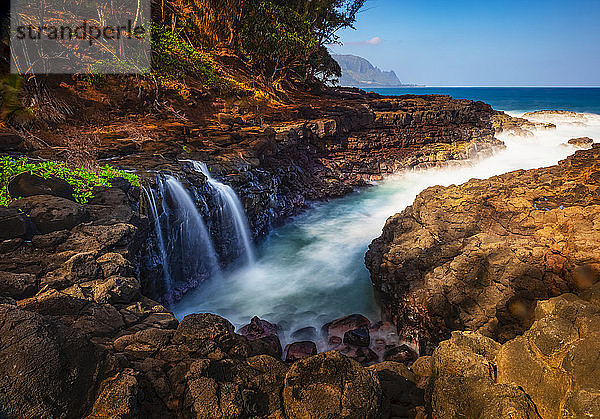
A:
[332,54,412,88]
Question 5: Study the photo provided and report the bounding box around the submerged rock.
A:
[567,136,594,147]
[343,326,371,347]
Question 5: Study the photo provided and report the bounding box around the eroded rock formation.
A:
[367,144,600,351]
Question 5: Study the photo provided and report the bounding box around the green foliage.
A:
[169,0,363,87]
[0,156,139,206]
[151,24,220,87]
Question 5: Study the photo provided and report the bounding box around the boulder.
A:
[10,195,89,234]
[343,326,370,347]
[567,136,594,147]
[285,341,317,362]
[239,316,282,359]
[0,207,35,240]
[367,361,425,418]
[0,305,105,418]
[8,173,75,200]
[283,351,382,418]
[428,331,538,418]
[321,314,371,340]
[88,369,141,418]
[0,271,38,299]
[496,293,600,418]
[383,344,418,364]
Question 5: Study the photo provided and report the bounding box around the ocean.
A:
[370,87,600,115]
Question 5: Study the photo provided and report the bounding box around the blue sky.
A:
[329,0,600,86]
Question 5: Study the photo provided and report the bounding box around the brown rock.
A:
[8,173,75,200]
[0,207,35,240]
[0,305,105,418]
[10,195,89,234]
[0,271,38,299]
[568,136,594,147]
[283,351,382,418]
[367,145,600,349]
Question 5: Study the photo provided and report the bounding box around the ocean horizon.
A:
[370,86,600,115]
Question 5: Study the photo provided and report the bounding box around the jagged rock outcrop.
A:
[367,144,600,352]
[417,290,600,418]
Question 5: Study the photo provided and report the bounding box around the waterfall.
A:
[144,174,221,302]
[142,186,171,292]
[187,161,255,265]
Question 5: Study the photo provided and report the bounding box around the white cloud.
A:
[365,37,383,45]
[346,36,384,46]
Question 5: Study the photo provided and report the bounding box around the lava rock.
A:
[0,305,105,418]
[8,173,75,200]
[10,195,89,234]
[285,341,317,362]
[383,344,418,364]
[283,351,382,418]
[0,271,38,299]
[567,137,594,147]
[0,131,24,152]
[239,316,279,340]
[343,326,371,347]
[0,207,36,240]
[321,314,371,340]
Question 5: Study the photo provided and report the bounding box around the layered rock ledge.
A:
[366,144,600,352]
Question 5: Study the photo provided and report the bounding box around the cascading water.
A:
[144,174,221,302]
[186,160,255,265]
[172,110,600,342]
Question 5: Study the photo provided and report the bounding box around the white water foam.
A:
[172,111,599,344]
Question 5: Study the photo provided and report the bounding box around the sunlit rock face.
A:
[367,144,600,353]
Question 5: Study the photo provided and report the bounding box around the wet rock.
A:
[383,344,418,364]
[322,313,371,340]
[239,316,282,359]
[8,172,75,200]
[283,351,382,418]
[338,345,379,366]
[10,195,89,234]
[290,326,318,341]
[109,177,132,192]
[239,315,279,339]
[0,207,35,240]
[568,136,594,147]
[0,305,105,418]
[343,325,370,347]
[285,341,317,362]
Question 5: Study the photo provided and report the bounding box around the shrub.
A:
[0,156,139,206]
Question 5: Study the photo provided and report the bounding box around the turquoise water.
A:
[371,87,600,114]
[173,89,600,343]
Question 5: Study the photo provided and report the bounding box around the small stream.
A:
[171,111,600,344]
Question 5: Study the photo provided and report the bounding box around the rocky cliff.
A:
[366,144,600,353]
[0,89,509,417]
